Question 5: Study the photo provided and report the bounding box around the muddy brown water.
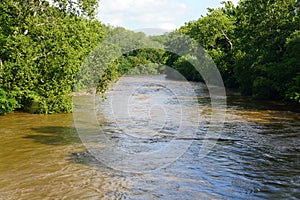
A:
[0,75,299,199]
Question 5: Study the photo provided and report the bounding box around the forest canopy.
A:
[0,0,299,115]
[175,0,300,102]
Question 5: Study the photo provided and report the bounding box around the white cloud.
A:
[97,0,187,31]
[231,0,239,6]
[157,23,178,31]
[97,0,241,32]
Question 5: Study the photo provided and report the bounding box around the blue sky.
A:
[97,0,239,32]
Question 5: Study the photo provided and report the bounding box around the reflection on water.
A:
[0,75,299,199]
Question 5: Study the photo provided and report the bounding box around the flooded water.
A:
[0,75,299,199]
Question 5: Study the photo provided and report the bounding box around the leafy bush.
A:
[169,55,202,81]
[286,75,300,103]
[0,88,19,115]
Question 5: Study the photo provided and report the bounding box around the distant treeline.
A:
[1,0,299,115]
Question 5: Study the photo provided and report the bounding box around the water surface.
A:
[0,75,299,199]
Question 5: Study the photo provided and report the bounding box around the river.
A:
[0,75,299,199]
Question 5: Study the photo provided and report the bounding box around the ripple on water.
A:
[1,75,300,199]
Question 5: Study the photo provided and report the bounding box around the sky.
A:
[97,0,239,33]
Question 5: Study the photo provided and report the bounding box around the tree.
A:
[166,0,300,103]
[234,0,299,98]
[0,0,106,114]
[171,3,237,86]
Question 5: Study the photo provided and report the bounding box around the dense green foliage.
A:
[169,0,300,103]
[1,0,299,115]
[106,29,166,78]
[77,28,167,94]
[0,87,19,115]
[0,0,106,114]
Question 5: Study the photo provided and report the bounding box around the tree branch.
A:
[221,29,233,50]
[32,52,52,61]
